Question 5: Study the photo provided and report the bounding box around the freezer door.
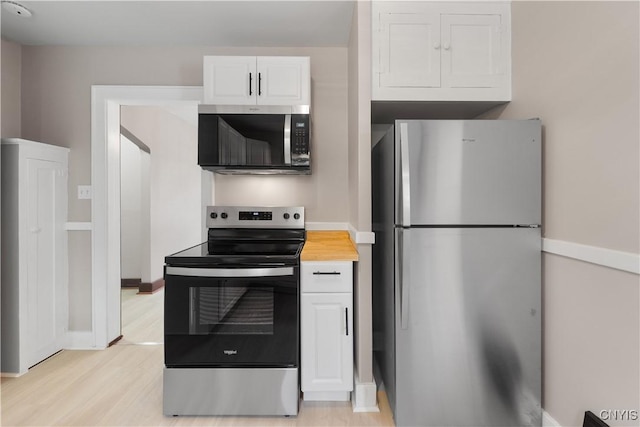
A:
[394,227,541,427]
[395,120,541,226]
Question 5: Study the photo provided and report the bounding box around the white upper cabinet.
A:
[203,56,310,106]
[372,2,511,101]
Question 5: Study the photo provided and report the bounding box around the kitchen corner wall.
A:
[1,39,22,138]
[348,0,375,389]
[15,45,350,332]
[482,2,639,426]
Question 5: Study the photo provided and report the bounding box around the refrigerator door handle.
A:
[399,122,411,226]
[396,228,410,330]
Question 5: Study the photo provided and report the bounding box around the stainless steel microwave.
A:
[198,105,311,175]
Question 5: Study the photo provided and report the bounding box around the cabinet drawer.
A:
[301,261,353,293]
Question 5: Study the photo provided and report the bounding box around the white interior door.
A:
[27,158,66,367]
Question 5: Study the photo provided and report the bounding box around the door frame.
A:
[90,85,203,348]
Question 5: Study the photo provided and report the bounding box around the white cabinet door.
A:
[372,1,511,101]
[441,13,504,88]
[256,57,310,106]
[26,158,67,367]
[203,56,256,105]
[378,11,441,89]
[301,292,353,393]
[203,56,310,106]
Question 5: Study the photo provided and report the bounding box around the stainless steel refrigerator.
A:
[372,119,542,427]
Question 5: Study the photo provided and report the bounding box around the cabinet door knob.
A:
[443,43,451,50]
[30,227,42,234]
[434,43,441,50]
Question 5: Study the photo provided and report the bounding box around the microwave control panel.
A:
[291,115,310,166]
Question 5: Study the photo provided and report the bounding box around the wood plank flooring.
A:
[1,289,394,426]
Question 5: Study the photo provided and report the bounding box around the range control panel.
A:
[207,206,305,229]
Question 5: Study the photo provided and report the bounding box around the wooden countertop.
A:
[301,231,359,262]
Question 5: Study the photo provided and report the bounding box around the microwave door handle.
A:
[284,114,292,165]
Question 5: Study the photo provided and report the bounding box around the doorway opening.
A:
[91,86,210,349]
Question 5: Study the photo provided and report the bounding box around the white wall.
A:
[120,106,202,281]
[119,135,143,280]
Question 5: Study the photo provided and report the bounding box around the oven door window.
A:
[164,267,298,367]
[190,283,274,335]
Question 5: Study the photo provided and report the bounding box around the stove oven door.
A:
[164,265,298,368]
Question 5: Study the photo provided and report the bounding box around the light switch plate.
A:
[78,185,92,200]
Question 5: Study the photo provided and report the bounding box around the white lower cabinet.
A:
[301,261,353,401]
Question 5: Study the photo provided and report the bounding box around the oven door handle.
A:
[166,266,294,277]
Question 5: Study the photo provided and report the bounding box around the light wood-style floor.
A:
[1,288,395,426]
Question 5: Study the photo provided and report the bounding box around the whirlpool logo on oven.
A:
[223,350,238,356]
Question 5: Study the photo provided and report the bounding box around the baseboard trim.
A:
[121,278,141,287]
[543,410,562,427]
[303,391,350,401]
[542,238,640,274]
[64,221,92,231]
[352,371,379,413]
[1,371,25,378]
[139,278,164,294]
[64,331,97,350]
[108,335,123,347]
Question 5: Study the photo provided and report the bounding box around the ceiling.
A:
[1,0,355,47]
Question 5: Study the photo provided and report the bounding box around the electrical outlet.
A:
[78,185,92,200]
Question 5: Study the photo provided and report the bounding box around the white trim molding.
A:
[543,410,562,427]
[348,224,375,245]
[91,85,204,349]
[352,370,379,413]
[305,222,375,245]
[305,222,349,231]
[542,238,640,275]
[64,331,96,350]
[64,222,92,231]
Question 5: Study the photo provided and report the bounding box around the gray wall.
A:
[1,40,22,138]
[13,45,350,331]
[482,2,639,426]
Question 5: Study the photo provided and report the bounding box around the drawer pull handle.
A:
[312,271,341,275]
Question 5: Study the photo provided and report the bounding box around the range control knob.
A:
[221,212,228,219]
[283,213,290,220]
[210,212,218,219]
[293,213,300,220]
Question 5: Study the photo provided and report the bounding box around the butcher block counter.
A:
[301,230,359,261]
